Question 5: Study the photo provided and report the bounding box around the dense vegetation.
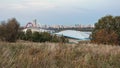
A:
[0,18,20,42]
[18,29,68,43]
[0,18,68,43]
[0,42,120,68]
[91,15,120,45]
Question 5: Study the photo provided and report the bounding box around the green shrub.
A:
[17,31,26,40]
[32,32,40,42]
[18,30,68,43]
[25,29,32,41]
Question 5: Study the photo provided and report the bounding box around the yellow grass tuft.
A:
[0,42,120,68]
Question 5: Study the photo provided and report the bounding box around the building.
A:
[23,27,54,33]
[55,30,91,43]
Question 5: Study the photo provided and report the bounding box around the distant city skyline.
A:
[0,0,120,26]
[25,21,94,29]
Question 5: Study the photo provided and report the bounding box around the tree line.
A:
[0,18,68,43]
[18,29,68,43]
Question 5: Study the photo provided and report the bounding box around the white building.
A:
[23,27,54,33]
[55,30,91,41]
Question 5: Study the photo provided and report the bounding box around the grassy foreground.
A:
[0,42,120,68]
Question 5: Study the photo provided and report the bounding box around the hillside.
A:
[0,42,120,68]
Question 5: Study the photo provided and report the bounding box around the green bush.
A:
[39,32,51,42]
[25,29,32,41]
[32,32,40,42]
[18,30,68,43]
[17,31,26,40]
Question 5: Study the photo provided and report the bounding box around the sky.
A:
[0,0,120,26]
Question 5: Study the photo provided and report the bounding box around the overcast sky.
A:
[0,0,120,26]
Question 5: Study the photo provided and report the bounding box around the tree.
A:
[25,29,32,41]
[40,32,51,42]
[0,18,20,42]
[17,31,26,40]
[91,15,120,45]
[18,29,68,43]
[32,32,40,42]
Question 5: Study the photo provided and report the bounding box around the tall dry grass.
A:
[0,42,120,68]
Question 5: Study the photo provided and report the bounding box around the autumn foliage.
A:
[0,18,20,42]
[91,15,120,45]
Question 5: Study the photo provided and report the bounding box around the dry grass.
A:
[0,42,120,68]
